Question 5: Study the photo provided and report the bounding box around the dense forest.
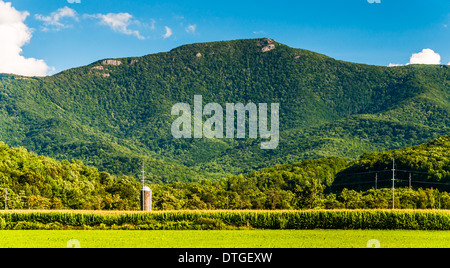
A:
[0,142,141,210]
[151,136,450,210]
[0,136,449,210]
[0,38,448,180]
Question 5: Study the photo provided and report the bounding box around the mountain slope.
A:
[332,135,450,191]
[0,38,448,181]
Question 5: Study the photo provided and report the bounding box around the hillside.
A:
[333,135,450,191]
[150,135,450,210]
[0,38,449,181]
[0,142,140,210]
[0,135,449,210]
[0,136,450,210]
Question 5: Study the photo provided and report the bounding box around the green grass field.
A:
[2,210,450,248]
[2,230,450,248]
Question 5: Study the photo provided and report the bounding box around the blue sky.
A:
[2,0,449,76]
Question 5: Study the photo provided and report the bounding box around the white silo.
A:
[141,186,152,211]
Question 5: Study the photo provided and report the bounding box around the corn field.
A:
[1,210,450,230]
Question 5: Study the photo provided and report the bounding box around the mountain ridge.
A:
[0,38,448,181]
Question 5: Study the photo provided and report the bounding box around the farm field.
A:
[3,210,450,248]
[2,229,450,248]
[4,209,450,230]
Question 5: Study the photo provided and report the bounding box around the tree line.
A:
[1,136,450,210]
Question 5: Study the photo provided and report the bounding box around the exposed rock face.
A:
[258,38,276,52]
[102,59,122,66]
[257,38,275,46]
[196,53,202,58]
[261,44,276,52]
[90,65,110,77]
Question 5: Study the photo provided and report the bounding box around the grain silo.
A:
[141,186,152,211]
[140,161,152,211]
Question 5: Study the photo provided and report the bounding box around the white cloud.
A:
[408,48,441,65]
[163,26,172,39]
[388,63,403,67]
[388,49,446,67]
[185,24,196,33]
[35,6,78,32]
[150,19,156,30]
[0,1,50,76]
[86,12,145,40]
[253,30,267,35]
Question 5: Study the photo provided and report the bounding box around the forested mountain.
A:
[0,38,448,181]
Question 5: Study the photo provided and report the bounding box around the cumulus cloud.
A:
[35,6,78,32]
[86,12,145,40]
[388,49,446,67]
[408,48,441,65]
[163,26,172,39]
[0,1,50,76]
[185,24,196,33]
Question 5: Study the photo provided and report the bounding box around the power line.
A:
[337,168,448,178]
[331,179,392,187]
[410,180,450,186]
[396,169,438,175]
[331,161,450,191]
[336,169,391,177]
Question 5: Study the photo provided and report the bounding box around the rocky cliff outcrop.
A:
[102,59,122,66]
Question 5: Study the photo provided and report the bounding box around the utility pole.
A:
[4,188,7,210]
[375,173,378,190]
[141,161,145,211]
[392,159,395,209]
[409,173,412,189]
